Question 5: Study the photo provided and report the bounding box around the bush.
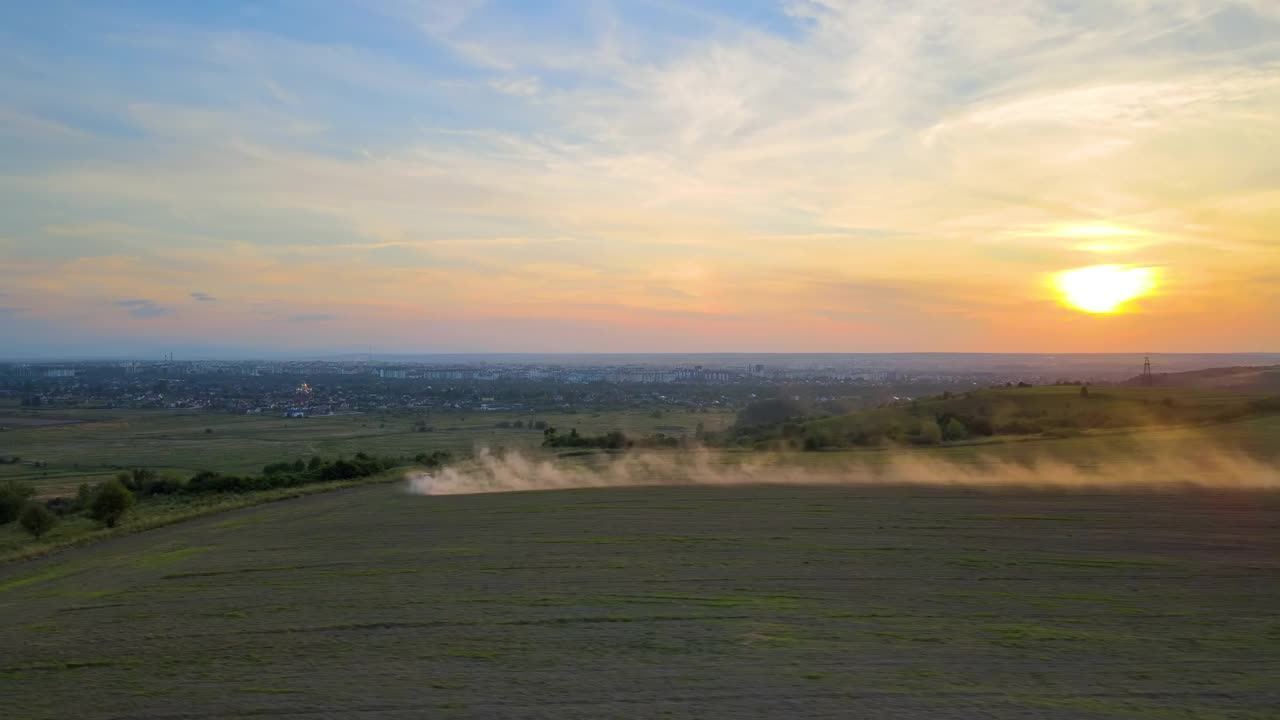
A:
[116,468,185,497]
[414,451,451,468]
[319,459,361,481]
[915,420,942,445]
[0,480,36,525]
[19,503,56,538]
[90,479,135,528]
[44,496,79,516]
[942,417,968,442]
[75,482,97,511]
[542,428,630,450]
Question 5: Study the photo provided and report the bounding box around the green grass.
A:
[0,481,1276,718]
[0,471,406,564]
[1,387,1278,716]
[0,407,734,495]
[793,385,1280,453]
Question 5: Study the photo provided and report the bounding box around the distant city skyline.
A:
[2,1,1278,354]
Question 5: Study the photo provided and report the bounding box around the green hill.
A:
[1126,364,1280,390]
[732,385,1280,450]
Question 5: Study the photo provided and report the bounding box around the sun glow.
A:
[1052,224,1146,238]
[1053,265,1158,314]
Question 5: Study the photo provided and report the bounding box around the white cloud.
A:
[1,0,1278,349]
[488,76,541,97]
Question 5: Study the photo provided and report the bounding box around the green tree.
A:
[0,480,36,525]
[90,480,135,528]
[943,417,968,441]
[1080,385,1090,399]
[19,503,55,539]
[917,420,942,445]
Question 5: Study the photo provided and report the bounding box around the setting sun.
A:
[1053,265,1158,314]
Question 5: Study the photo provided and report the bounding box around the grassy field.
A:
[0,404,733,497]
[0,471,406,563]
[790,385,1279,450]
[1,481,1276,719]
[790,414,1280,469]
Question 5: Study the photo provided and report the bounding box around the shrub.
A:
[19,503,56,538]
[75,483,97,511]
[916,420,942,445]
[145,476,186,495]
[542,428,631,450]
[90,480,135,528]
[319,459,361,481]
[262,461,296,476]
[414,451,451,468]
[0,480,36,525]
[116,468,185,496]
[44,496,79,516]
[942,417,968,442]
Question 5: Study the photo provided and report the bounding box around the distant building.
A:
[379,368,408,379]
[294,382,313,406]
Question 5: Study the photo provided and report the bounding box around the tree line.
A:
[1,450,445,542]
[540,427,703,450]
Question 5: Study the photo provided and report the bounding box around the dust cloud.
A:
[406,446,1280,496]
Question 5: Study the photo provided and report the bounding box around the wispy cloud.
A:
[0,0,1277,352]
[287,313,336,323]
[114,299,171,318]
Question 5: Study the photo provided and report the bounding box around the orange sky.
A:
[1,1,1278,355]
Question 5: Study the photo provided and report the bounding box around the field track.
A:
[2,482,1278,719]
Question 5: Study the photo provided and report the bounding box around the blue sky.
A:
[2,0,1279,357]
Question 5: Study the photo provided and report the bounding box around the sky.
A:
[1,0,1278,358]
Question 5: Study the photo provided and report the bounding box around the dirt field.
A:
[2,482,1277,719]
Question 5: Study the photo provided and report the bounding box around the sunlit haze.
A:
[1053,265,1159,314]
[2,1,1278,357]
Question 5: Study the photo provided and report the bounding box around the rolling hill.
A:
[731,384,1280,451]
[1125,365,1280,391]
